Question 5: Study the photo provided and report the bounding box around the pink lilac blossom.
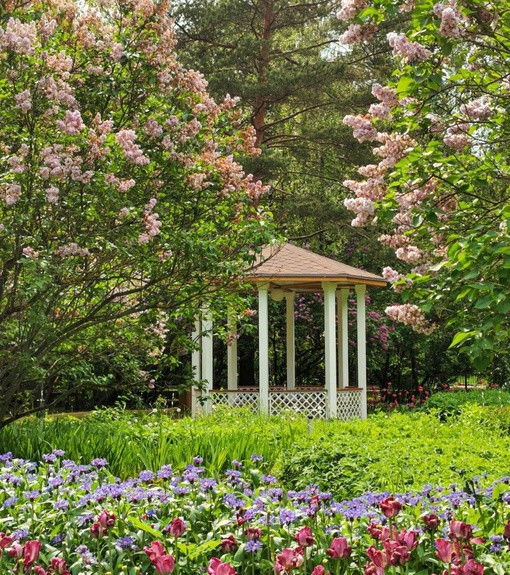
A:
[374,132,417,169]
[385,303,435,334]
[55,243,90,257]
[343,115,379,142]
[56,110,85,135]
[0,18,38,55]
[145,118,163,138]
[115,129,150,165]
[443,122,470,150]
[22,247,39,259]
[433,3,464,38]
[387,33,432,63]
[139,198,162,244]
[379,234,411,250]
[459,97,493,121]
[368,103,392,120]
[382,266,413,293]
[4,183,22,205]
[14,90,32,113]
[45,185,59,204]
[339,23,378,45]
[337,0,369,21]
[343,177,387,201]
[344,197,375,226]
[372,84,398,108]
[118,207,130,219]
[395,245,425,264]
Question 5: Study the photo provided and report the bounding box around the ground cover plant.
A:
[2,407,510,502]
[1,451,510,574]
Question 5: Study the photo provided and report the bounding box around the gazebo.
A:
[191,242,387,419]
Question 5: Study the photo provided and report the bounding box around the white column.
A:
[322,282,337,418]
[285,291,295,390]
[337,289,349,389]
[258,285,270,414]
[191,318,202,416]
[355,284,367,419]
[227,314,238,390]
[201,312,214,415]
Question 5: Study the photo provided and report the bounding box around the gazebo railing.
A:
[209,387,363,420]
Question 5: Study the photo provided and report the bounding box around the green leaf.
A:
[449,331,476,348]
[474,295,494,310]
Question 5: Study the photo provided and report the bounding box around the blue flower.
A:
[246,540,262,553]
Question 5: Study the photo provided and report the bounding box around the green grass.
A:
[1,403,510,500]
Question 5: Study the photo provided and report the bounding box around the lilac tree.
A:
[339,0,510,368]
[0,0,273,424]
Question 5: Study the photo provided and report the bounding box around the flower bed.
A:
[0,451,509,574]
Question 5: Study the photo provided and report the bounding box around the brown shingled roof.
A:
[246,243,387,291]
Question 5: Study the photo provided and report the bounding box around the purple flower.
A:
[246,540,262,553]
[139,470,155,482]
[91,458,108,468]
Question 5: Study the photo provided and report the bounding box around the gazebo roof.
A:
[246,242,387,292]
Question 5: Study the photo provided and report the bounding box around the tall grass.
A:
[0,406,305,478]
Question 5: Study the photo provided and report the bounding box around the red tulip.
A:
[326,537,351,559]
[207,557,236,575]
[154,554,175,575]
[423,514,441,531]
[245,527,262,541]
[23,540,42,569]
[221,535,238,554]
[311,566,326,575]
[294,526,314,547]
[167,517,186,538]
[504,519,510,540]
[379,497,402,518]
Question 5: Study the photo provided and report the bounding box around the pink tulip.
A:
[207,557,236,575]
[9,542,23,558]
[396,529,418,551]
[275,547,303,573]
[294,526,314,547]
[34,567,47,575]
[463,559,485,575]
[50,557,70,575]
[167,517,186,538]
[449,519,472,541]
[366,546,388,570]
[379,496,402,518]
[23,540,42,569]
[154,554,175,575]
[435,538,452,563]
[311,566,326,575]
[383,540,410,566]
[144,541,166,562]
[326,537,351,559]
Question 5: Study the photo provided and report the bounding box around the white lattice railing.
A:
[337,388,363,420]
[210,390,259,410]
[209,388,363,420]
[269,390,327,418]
